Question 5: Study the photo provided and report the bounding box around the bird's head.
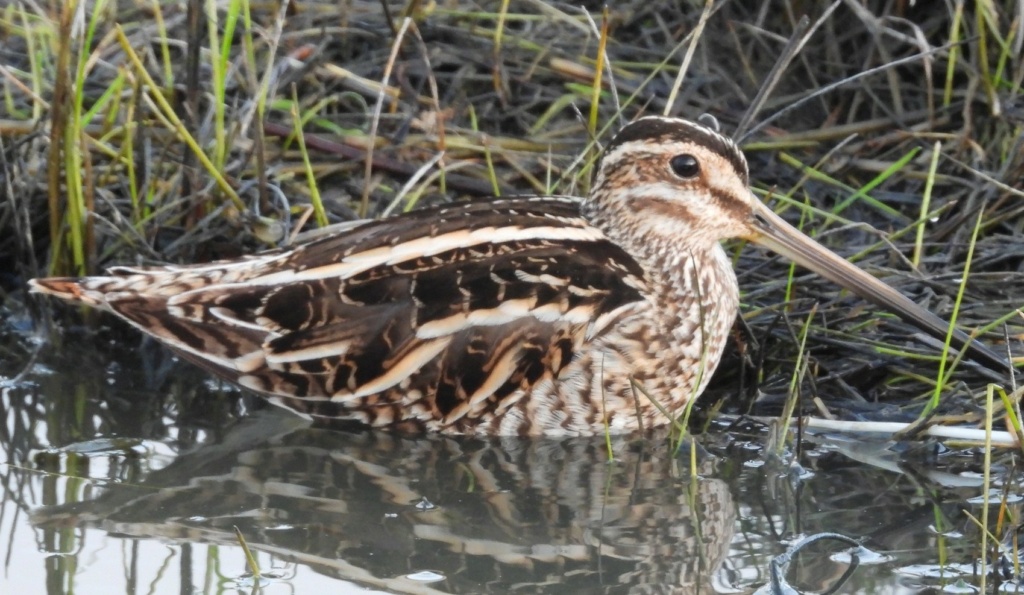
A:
[586,115,1007,373]
[589,115,754,244]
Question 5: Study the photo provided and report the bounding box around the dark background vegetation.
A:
[1,0,1022,424]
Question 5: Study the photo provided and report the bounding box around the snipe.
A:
[30,116,1004,435]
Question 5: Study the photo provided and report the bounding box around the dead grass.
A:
[1,0,1022,423]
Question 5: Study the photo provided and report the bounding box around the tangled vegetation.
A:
[1,0,1022,422]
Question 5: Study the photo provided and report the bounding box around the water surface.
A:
[0,305,1015,594]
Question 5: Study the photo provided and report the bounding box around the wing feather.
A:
[35,197,647,428]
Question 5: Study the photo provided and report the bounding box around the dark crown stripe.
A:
[601,117,748,184]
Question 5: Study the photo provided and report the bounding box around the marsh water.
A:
[1,302,1020,594]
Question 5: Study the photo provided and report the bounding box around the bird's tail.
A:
[28,277,116,308]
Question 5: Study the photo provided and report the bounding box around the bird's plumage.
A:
[31,116,1003,435]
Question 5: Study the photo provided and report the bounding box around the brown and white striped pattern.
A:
[31,117,753,435]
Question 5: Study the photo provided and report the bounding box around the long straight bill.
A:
[745,199,1009,374]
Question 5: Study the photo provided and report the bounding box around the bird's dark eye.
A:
[669,154,700,178]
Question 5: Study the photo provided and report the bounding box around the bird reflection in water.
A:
[33,412,735,593]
